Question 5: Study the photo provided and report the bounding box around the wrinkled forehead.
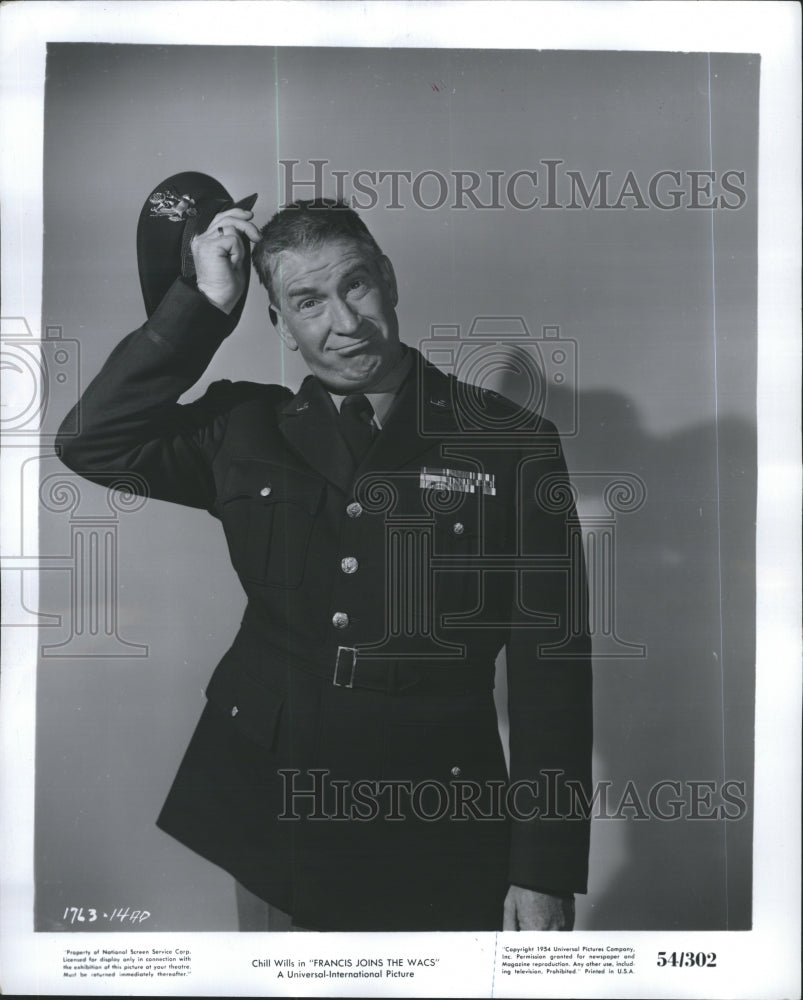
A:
[268,238,379,295]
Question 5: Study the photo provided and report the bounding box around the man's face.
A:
[269,238,402,393]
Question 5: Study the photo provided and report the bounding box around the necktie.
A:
[338,393,375,466]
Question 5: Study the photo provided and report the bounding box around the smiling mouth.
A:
[333,336,375,356]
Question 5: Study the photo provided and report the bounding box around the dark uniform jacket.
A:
[57,278,593,932]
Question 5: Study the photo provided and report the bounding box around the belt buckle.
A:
[333,646,358,688]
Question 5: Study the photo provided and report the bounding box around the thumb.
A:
[502,891,518,931]
[225,233,247,269]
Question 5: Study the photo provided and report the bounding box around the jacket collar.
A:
[359,349,459,477]
[278,375,354,493]
[278,348,459,494]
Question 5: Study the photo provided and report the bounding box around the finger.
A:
[216,233,249,268]
[208,207,256,229]
[211,218,261,244]
[191,229,245,265]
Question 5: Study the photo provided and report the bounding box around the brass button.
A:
[341,556,358,574]
[453,522,465,535]
[332,612,349,629]
[450,766,462,777]
[260,486,272,497]
[346,501,363,518]
[231,706,239,717]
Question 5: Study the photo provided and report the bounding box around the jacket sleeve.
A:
[505,426,593,895]
[55,278,240,511]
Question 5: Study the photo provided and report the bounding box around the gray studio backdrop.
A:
[36,44,757,931]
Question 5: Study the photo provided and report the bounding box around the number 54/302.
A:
[657,951,717,968]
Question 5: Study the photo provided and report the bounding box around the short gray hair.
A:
[251,198,384,306]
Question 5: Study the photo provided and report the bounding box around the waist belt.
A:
[325,645,494,695]
[237,617,495,696]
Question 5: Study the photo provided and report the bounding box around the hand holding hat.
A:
[192,206,261,314]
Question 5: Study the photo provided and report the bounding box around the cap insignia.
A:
[148,188,198,222]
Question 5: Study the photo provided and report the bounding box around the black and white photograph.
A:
[0,2,799,997]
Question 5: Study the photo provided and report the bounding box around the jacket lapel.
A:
[278,376,354,494]
[359,349,459,477]
[278,351,459,493]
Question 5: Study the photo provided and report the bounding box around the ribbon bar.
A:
[419,467,497,496]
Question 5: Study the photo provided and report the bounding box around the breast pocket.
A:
[219,460,324,588]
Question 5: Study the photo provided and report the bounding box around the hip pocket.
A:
[205,661,286,751]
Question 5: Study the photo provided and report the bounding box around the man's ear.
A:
[271,307,299,351]
[378,255,398,307]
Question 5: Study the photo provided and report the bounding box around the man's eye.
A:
[347,278,367,292]
[299,298,319,311]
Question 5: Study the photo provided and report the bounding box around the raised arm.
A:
[56,208,263,510]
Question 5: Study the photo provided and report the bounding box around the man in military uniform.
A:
[57,191,592,932]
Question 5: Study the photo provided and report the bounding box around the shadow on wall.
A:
[494,360,755,931]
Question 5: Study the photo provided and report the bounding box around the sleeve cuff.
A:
[511,883,576,899]
[508,822,590,895]
[146,277,236,355]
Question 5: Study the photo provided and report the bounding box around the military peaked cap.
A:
[136,171,257,321]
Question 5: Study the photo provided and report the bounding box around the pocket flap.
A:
[221,459,324,512]
[205,664,285,749]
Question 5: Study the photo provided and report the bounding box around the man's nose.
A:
[330,296,361,335]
